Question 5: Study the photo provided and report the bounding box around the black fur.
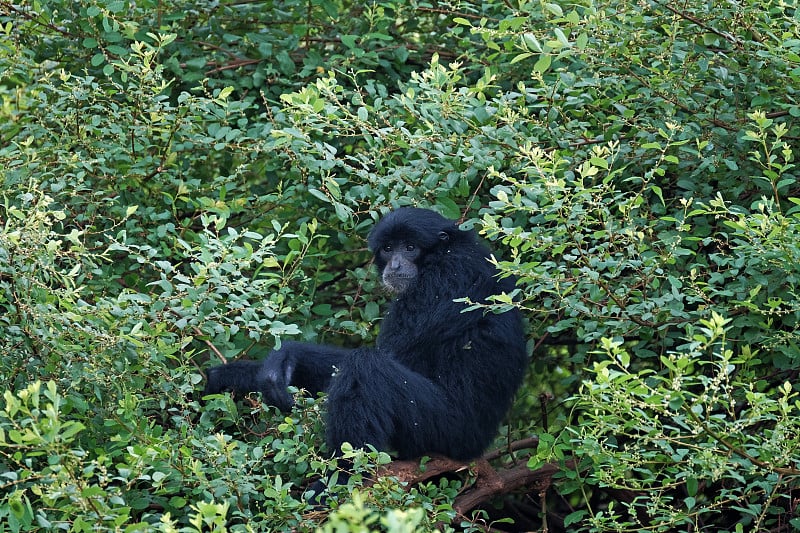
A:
[204,207,528,461]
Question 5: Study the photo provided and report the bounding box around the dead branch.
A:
[377,437,569,516]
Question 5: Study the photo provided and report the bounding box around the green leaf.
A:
[522,33,542,52]
[107,1,125,13]
[533,54,552,73]
[686,476,698,496]
[341,34,358,49]
[511,52,535,64]
[564,510,587,527]
[576,32,589,50]
[544,3,563,16]
[554,28,570,48]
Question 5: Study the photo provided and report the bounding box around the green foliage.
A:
[320,492,426,533]
[567,314,800,530]
[1,0,799,530]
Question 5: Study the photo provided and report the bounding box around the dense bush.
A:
[1,0,798,531]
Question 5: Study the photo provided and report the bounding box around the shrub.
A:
[2,0,799,530]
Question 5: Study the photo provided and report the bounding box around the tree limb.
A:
[377,437,570,517]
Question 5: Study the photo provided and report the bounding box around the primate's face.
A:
[377,240,420,294]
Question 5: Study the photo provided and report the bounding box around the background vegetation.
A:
[1,0,799,531]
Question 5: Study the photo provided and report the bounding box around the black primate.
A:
[204,208,527,461]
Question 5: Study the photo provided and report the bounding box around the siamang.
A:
[204,207,528,462]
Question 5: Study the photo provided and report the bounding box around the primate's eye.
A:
[383,245,393,253]
[405,244,416,252]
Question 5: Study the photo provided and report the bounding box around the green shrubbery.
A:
[1,0,799,530]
